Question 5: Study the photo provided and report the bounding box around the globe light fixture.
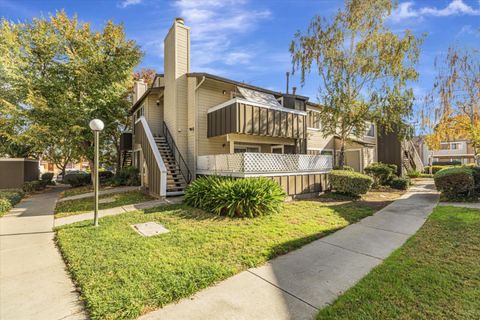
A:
[89,119,104,227]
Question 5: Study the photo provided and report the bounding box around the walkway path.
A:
[140,181,439,320]
[0,187,87,320]
[57,185,140,202]
[54,197,183,227]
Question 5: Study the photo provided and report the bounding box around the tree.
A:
[290,0,423,168]
[0,11,142,176]
[426,45,480,161]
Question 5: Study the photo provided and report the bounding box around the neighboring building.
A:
[414,137,475,165]
[0,158,39,189]
[125,18,416,198]
[39,159,90,177]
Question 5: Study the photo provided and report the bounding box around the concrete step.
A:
[166,191,185,196]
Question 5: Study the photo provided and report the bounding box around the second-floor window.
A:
[307,110,321,129]
[366,123,375,137]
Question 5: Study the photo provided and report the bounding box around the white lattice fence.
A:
[197,153,332,174]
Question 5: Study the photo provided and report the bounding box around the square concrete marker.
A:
[131,222,169,237]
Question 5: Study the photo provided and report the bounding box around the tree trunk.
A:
[338,139,346,169]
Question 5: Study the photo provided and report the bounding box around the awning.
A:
[238,87,282,109]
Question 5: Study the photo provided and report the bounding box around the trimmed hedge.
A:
[390,177,410,190]
[364,162,397,186]
[333,165,354,171]
[329,170,373,196]
[432,160,461,166]
[0,189,24,216]
[424,165,449,174]
[22,180,48,193]
[64,173,91,187]
[41,172,54,182]
[184,176,286,218]
[434,167,474,199]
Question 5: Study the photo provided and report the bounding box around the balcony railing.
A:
[197,153,333,176]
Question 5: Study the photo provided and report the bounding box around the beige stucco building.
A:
[127,18,381,198]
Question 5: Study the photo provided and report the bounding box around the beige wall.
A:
[144,88,164,136]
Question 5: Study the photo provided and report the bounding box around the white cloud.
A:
[119,0,142,8]
[173,0,271,70]
[391,0,480,22]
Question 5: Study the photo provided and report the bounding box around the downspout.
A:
[193,76,206,178]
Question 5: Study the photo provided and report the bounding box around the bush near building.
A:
[185,176,286,218]
[329,170,373,196]
[434,167,475,200]
[364,163,397,187]
[0,189,25,216]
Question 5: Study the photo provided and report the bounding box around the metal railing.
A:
[162,121,192,183]
[197,153,333,175]
[134,117,167,197]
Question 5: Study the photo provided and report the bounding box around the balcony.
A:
[197,153,333,177]
[207,98,307,140]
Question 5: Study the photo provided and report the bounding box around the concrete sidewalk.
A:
[140,181,439,320]
[54,197,183,227]
[57,186,140,202]
[0,187,87,320]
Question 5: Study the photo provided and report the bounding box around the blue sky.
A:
[1,0,479,112]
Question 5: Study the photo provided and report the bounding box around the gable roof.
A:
[187,72,309,100]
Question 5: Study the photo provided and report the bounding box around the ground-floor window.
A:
[234,145,261,153]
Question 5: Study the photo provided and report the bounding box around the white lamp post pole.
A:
[89,119,104,227]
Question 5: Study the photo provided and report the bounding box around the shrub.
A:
[434,167,474,199]
[112,167,140,186]
[41,172,54,182]
[432,160,461,166]
[329,170,373,196]
[0,191,23,206]
[99,170,114,183]
[64,173,91,187]
[364,162,397,186]
[0,189,24,215]
[333,165,354,171]
[185,176,286,218]
[390,176,410,190]
[22,180,46,193]
[424,165,449,174]
[0,198,12,216]
[407,170,420,178]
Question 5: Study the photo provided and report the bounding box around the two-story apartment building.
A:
[125,18,382,198]
[414,137,476,165]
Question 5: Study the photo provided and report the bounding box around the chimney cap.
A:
[175,17,184,24]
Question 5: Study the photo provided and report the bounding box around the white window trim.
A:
[271,145,284,153]
[233,144,261,153]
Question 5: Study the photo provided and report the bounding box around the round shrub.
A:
[434,167,474,199]
[184,176,286,218]
[0,190,24,206]
[64,173,91,187]
[329,170,373,196]
[390,177,410,190]
[364,162,397,186]
[41,172,54,182]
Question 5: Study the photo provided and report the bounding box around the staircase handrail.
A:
[162,121,192,183]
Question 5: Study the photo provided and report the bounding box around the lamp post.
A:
[89,119,104,227]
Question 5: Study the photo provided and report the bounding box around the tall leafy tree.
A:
[290,0,423,167]
[0,11,142,174]
[425,45,480,161]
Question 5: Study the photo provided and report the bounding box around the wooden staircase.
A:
[154,136,187,196]
[121,150,132,168]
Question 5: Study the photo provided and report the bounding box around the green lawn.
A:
[55,191,153,218]
[55,200,378,320]
[317,205,480,320]
[61,186,112,198]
